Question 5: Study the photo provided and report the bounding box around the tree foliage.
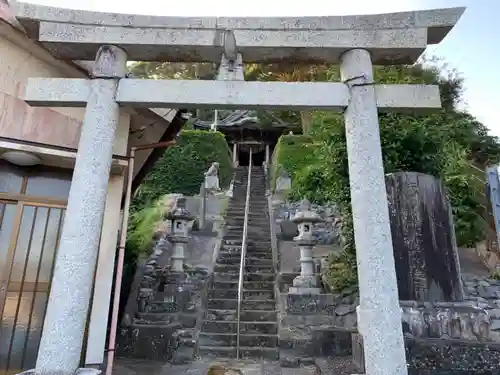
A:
[271,135,316,190]
[275,61,500,293]
[128,61,215,79]
[128,58,500,293]
[126,130,233,260]
[246,63,333,134]
[132,130,233,211]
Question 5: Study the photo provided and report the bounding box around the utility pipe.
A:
[106,139,176,375]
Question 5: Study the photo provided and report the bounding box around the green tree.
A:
[245,63,334,134]
[281,61,500,293]
[128,61,215,79]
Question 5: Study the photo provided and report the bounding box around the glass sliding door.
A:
[0,161,74,375]
[0,202,65,375]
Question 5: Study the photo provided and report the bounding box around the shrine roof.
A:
[13,3,465,64]
[193,110,294,131]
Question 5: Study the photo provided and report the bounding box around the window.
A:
[0,161,73,201]
[0,162,23,194]
[25,170,72,200]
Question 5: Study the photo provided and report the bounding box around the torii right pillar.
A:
[340,49,407,375]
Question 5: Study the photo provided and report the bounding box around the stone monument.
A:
[276,169,292,193]
[386,171,464,302]
[14,3,465,374]
[289,199,323,294]
[353,171,495,374]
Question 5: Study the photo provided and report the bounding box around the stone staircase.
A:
[198,166,279,359]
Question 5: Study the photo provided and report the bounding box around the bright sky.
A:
[27,0,500,136]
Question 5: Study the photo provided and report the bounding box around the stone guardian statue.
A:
[204,162,220,192]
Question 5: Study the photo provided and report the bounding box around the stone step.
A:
[201,320,235,334]
[225,213,268,218]
[221,242,271,250]
[229,205,266,208]
[205,309,277,322]
[213,272,238,282]
[236,183,265,186]
[213,280,274,290]
[247,250,273,256]
[248,241,273,246]
[224,232,272,239]
[213,272,275,283]
[226,206,267,211]
[228,203,268,207]
[222,239,272,247]
[207,299,275,310]
[246,273,275,282]
[240,210,269,215]
[225,222,270,227]
[226,217,268,221]
[216,257,272,264]
[225,232,271,238]
[225,226,271,232]
[219,244,272,250]
[225,216,269,221]
[202,320,278,334]
[198,332,278,347]
[209,289,274,300]
[216,257,274,266]
[226,209,267,213]
[225,222,270,228]
[214,264,274,274]
[197,345,279,360]
[219,246,273,259]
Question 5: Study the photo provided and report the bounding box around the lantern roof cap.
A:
[165,196,194,220]
[291,199,323,223]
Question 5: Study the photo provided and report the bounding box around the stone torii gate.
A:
[14,3,464,375]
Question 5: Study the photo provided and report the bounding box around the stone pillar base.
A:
[171,256,186,273]
[288,286,322,294]
[164,270,188,283]
[289,275,321,294]
[293,275,318,286]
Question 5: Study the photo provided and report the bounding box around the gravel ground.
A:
[315,357,362,375]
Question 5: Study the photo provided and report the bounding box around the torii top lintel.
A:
[14,2,464,64]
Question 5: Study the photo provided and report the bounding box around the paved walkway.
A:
[457,247,490,278]
[113,359,318,375]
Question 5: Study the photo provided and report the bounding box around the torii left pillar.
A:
[23,45,128,375]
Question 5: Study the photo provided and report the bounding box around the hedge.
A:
[132,130,233,211]
[271,135,318,192]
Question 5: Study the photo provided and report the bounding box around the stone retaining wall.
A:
[353,335,500,375]
[464,276,500,341]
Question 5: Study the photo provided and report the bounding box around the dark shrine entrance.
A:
[192,109,300,168]
[239,149,265,166]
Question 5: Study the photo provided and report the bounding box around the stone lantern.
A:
[166,195,193,272]
[289,199,323,294]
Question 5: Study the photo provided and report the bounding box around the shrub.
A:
[132,130,232,211]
